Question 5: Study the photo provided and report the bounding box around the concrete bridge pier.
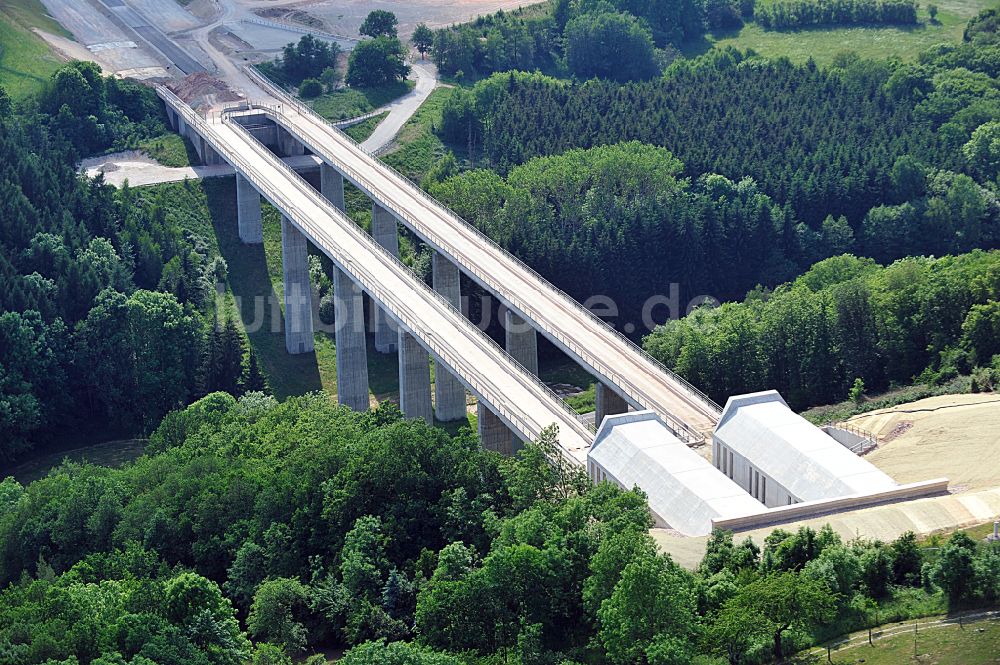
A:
[321,164,346,211]
[236,173,263,244]
[432,253,467,421]
[478,402,514,455]
[596,382,628,428]
[278,126,305,156]
[398,330,433,424]
[165,107,178,131]
[504,309,538,452]
[505,310,538,375]
[201,140,223,165]
[371,203,399,353]
[281,216,315,355]
[334,266,370,411]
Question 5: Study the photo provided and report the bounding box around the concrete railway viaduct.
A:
[157,74,722,463]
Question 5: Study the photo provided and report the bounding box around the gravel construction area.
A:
[223,19,349,52]
[300,0,545,38]
[40,0,164,73]
[851,393,1000,493]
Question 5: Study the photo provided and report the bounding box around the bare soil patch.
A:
[852,394,1000,492]
[169,71,243,106]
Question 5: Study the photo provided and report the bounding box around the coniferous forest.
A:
[0,62,261,463]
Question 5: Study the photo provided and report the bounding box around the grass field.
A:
[381,87,461,182]
[794,614,1000,664]
[343,111,389,142]
[308,80,414,121]
[691,0,992,64]
[137,134,200,167]
[0,0,68,99]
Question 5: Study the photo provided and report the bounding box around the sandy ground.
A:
[80,150,324,186]
[40,0,171,74]
[655,392,1000,569]
[301,0,544,38]
[655,485,1000,569]
[853,393,1000,493]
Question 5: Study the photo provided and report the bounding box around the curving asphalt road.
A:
[361,60,438,154]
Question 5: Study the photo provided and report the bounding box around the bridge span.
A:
[159,75,721,457]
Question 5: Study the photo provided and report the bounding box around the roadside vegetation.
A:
[258,20,414,122]
[341,111,388,142]
[308,80,412,121]
[2,397,999,664]
[137,133,200,167]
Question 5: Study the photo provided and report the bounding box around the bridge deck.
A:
[160,88,594,464]
[241,76,721,440]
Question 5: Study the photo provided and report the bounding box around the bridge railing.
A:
[229,113,594,439]
[243,66,719,443]
[159,88,593,458]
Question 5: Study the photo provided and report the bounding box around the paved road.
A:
[361,61,437,154]
[164,89,594,463]
[244,76,722,441]
[93,0,207,74]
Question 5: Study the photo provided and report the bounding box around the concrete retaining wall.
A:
[711,478,951,532]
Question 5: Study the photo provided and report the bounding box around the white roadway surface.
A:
[260,98,722,438]
[180,101,594,462]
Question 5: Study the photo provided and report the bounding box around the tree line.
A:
[426,0,737,82]
[440,49,987,227]
[425,138,997,332]
[644,250,1000,410]
[755,0,918,30]
[0,65,264,464]
[1,393,997,664]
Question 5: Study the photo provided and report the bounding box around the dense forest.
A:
[2,393,997,664]
[644,251,1000,409]
[427,0,731,81]
[754,0,918,30]
[0,63,261,463]
[427,139,997,323]
[426,13,1000,359]
[441,46,997,227]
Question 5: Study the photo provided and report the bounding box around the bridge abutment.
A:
[432,253,467,421]
[596,382,628,428]
[281,216,315,355]
[320,164,346,211]
[334,266,371,411]
[371,203,400,353]
[398,330,433,424]
[236,173,263,244]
